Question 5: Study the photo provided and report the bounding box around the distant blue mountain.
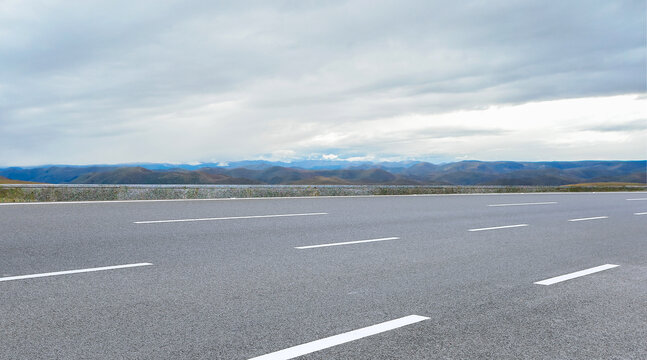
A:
[0,160,644,185]
[114,159,422,171]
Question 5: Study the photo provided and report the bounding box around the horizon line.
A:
[1,158,647,169]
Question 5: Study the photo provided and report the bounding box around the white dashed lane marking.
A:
[0,263,153,282]
[248,315,430,360]
[534,264,619,285]
[134,212,328,224]
[488,201,557,207]
[568,216,608,222]
[295,237,400,249]
[468,224,528,232]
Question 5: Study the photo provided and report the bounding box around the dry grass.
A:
[0,176,43,184]
[562,182,646,187]
[558,182,646,192]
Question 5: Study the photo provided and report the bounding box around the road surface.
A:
[1,192,646,359]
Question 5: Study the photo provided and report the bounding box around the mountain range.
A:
[1,160,645,185]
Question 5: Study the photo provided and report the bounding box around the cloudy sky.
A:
[1,0,645,166]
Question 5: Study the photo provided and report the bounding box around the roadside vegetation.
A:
[1,183,645,203]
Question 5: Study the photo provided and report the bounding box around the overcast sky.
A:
[1,0,645,166]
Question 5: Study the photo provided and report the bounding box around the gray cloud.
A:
[0,0,644,166]
[588,119,647,132]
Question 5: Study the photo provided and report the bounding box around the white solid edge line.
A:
[468,224,528,232]
[635,212,647,215]
[2,191,645,206]
[247,315,429,360]
[626,198,647,201]
[295,237,400,249]
[134,212,328,224]
[0,263,153,282]
[488,201,558,207]
[568,216,608,222]
[534,264,619,285]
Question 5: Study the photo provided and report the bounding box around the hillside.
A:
[71,167,260,185]
[0,166,116,183]
[1,160,645,185]
[0,176,43,184]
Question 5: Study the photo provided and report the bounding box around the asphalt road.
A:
[1,192,646,359]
